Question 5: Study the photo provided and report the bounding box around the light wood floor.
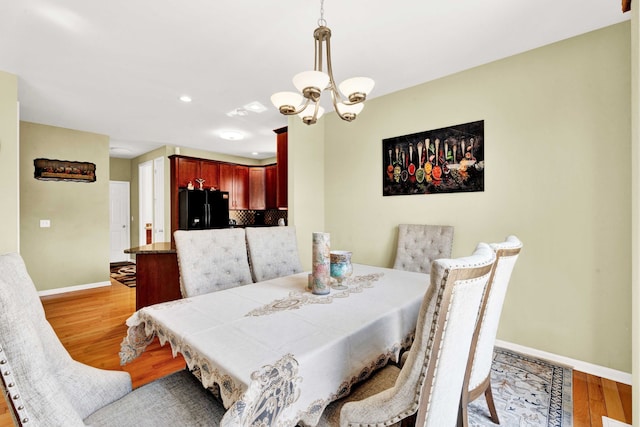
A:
[0,280,633,426]
[0,280,185,426]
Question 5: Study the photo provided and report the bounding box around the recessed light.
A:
[179,95,192,103]
[243,101,267,113]
[219,130,244,141]
[226,108,248,117]
[252,152,259,156]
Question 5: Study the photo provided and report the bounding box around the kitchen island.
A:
[125,243,181,310]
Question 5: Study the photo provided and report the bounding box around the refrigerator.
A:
[179,189,230,229]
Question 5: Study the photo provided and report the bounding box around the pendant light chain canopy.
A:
[271,0,374,125]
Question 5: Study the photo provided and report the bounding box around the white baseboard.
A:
[37,281,111,297]
[496,339,632,385]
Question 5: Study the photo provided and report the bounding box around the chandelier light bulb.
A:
[293,71,330,101]
[271,91,304,114]
[339,77,375,103]
[336,102,364,121]
[297,104,325,125]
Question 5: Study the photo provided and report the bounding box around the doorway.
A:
[138,157,165,245]
[139,160,153,245]
[109,181,130,262]
[153,156,165,242]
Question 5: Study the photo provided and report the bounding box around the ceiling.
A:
[0,1,630,160]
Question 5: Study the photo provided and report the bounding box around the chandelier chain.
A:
[317,0,326,27]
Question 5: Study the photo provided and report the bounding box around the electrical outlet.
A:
[40,219,51,228]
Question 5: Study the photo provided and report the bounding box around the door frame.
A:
[109,180,131,263]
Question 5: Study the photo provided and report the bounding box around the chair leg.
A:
[484,380,500,424]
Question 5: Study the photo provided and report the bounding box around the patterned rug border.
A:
[110,261,136,288]
[469,346,573,427]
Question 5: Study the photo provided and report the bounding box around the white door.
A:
[153,157,165,242]
[139,160,154,245]
[109,181,130,262]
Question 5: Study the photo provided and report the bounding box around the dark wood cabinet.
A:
[200,161,220,190]
[249,167,266,210]
[265,164,277,209]
[175,157,199,188]
[174,156,220,190]
[234,165,249,209]
[125,243,181,310]
[220,163,249,209]
[170,152,284,238]
[219,163,233,195]
[275,127,288,208]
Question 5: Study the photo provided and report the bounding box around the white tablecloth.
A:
[120,264,428,426]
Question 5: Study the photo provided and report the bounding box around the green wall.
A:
[20,122,110,291]
[291,23,632,372]
[109,157,132,181]
[0,71,19,254]
[288,120,325,269]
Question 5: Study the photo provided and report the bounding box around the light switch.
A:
[40,219,51,228]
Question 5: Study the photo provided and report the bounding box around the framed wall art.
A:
[34,158,96,183]
[382,120,484,196]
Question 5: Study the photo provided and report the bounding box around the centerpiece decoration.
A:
[311,232,331,295]
[330,251,353,290]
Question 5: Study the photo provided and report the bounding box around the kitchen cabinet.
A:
[265,164,277,209]
[174,157,199,188]
[275,127,288,208]
[219,163,233,197]
[234,165,249,209]
[170,154,282,239]
[249,167,266,210]
[174,156,220,190]
[220,163,249,210]
[199,161,220,190]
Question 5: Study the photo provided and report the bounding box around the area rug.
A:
[468,347,573,427]
[110,261,136,288]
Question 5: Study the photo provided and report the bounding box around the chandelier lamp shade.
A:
[271,2,374,125]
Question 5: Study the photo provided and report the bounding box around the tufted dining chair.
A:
[392,224,454,274]
[174,228,253,298]
[245,226,303,282]
[458,236,523,427]
[315,243,496,427]
[0,252,227,427]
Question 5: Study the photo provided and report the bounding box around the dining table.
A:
[119,263,429,426]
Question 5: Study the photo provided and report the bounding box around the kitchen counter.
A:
[124,242,180,310]
[125,242,175,254]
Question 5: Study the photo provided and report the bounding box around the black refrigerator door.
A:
[207,191,230,228]
[179,189,207,229]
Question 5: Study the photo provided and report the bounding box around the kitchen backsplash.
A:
[230,209,288,226]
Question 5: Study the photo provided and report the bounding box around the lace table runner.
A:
[245,272,384,317]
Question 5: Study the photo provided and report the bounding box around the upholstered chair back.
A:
[245,226,303,282]
[174,228,253,297]
[0,253,131,426]
[392,224,454,274]
[460,235,522,426]
[338,243,495,427]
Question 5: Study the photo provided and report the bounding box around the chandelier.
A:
[270,0,374,125]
